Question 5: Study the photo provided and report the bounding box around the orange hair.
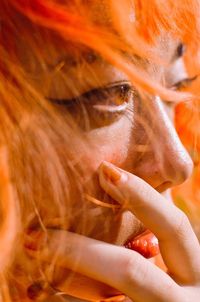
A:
[0,0,199,300]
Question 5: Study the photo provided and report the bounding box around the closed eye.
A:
[171,75,198,91]
[48,82,134,108]
[47,82,135,130]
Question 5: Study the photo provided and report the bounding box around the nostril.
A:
[154,155,193,193]
[156,181,172,193]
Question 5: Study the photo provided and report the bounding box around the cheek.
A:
[84,120,132,171]
[67,122,132,235]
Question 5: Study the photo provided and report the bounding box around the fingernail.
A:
[101,295,126,302]
[100,162,123,184]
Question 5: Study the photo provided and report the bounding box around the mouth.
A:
[124,230,160,259]
[85,181,171,259]
[84,194,160,259]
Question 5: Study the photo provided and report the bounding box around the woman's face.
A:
[35,39,193,244]
[18,14,193,300]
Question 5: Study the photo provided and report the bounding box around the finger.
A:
[33,230,182,302]
[98,161,200,285]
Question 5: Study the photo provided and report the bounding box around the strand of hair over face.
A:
[3,0,198,102]
[0,0,200,300]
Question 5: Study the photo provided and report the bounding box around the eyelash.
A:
[50,83,133,107]
[171,75,198,91]
[49,83,135,129]
[48,74,197,128]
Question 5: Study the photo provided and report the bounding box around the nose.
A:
[129,96,193,190]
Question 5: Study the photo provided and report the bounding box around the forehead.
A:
[15,0,181,70]
[18,30,181,91]
[15,0,183,98]
[48,37,181,71]
[156,34,182,63]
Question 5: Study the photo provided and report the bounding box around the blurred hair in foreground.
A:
[0,0,200,300]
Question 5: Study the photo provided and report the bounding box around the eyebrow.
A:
[49,40,184,73]
[49,49,101,71]
[170,43,185,63]
[176,43,185,57]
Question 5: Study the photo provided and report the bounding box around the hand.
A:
[28,161,200,302]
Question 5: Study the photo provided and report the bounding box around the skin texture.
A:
[39,162,200,301]
[18,5,195,298]
[24,35,197,301]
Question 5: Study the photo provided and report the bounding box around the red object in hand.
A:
[124,230,160,259]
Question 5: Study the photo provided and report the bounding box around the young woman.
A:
[0,0,200,301]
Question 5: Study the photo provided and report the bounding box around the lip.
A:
[87,184,171,257]
[124,229,160,259]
